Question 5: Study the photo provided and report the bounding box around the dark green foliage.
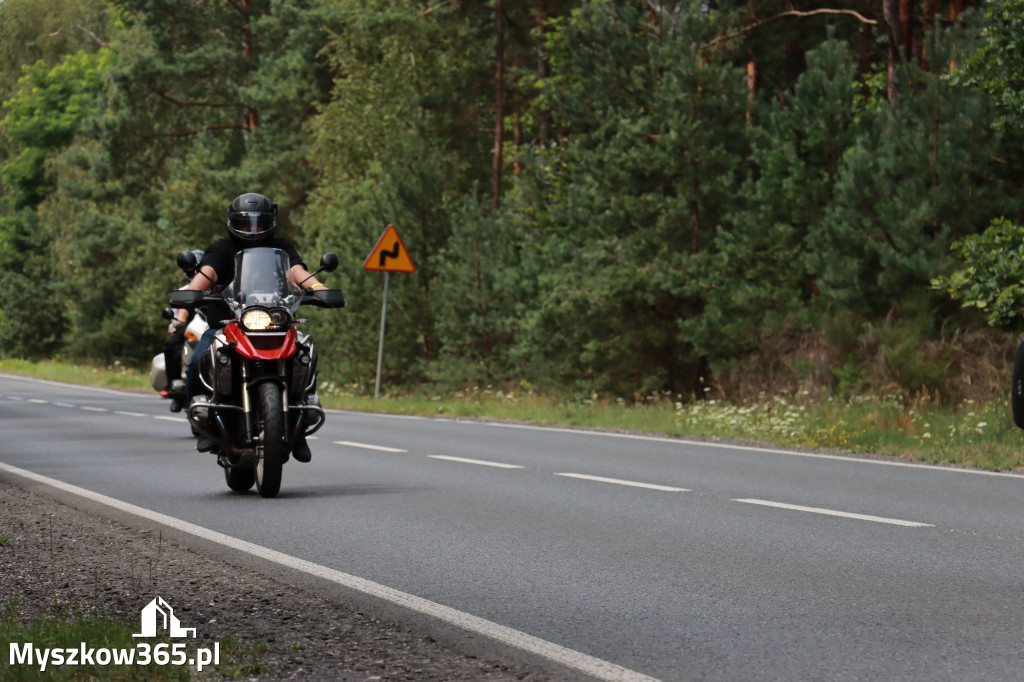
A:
[303,0,500,386]
[0,0,342,364]
[1,49,112,207]
[0,0,111,103]
[812,47,1024,316]
[933,217,1024,333]
[499,1,747,394]
[708,38,862,359]
[949,0,1024,128]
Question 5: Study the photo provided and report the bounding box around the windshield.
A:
[223,248,299,310]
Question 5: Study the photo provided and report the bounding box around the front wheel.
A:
[253,382,285,498]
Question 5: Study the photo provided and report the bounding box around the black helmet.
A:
[182,249,204,281]
[227,193,276,242]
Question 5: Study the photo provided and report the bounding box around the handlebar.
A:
[169,289,345,309]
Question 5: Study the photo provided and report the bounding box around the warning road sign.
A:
[363,224,415,273]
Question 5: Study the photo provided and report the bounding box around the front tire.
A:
[254,382,285,498]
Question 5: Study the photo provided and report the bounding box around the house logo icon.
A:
[133,596,196,638]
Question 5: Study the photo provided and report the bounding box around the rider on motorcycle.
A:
[161,250,204,404]
[176,193,325,462]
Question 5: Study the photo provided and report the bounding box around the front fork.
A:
[241,359,290,447]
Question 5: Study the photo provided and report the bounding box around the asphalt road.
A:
[2,373,1023,681]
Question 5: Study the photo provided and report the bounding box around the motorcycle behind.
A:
[170,247,345,498]
[150,250,210,414]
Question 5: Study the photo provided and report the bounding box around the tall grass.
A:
[674,394,1024,470]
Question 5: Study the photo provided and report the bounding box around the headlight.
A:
[241,309,273,331]
[241,307,291,331]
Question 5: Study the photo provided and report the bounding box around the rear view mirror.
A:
[320,252,339,273]
[176,250,198,272]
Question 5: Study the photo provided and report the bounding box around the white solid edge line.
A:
[0,462,660,682]
[556,473,689,493]
[428,455,524,469]
[733,498,933,528]
[334,441,407,453]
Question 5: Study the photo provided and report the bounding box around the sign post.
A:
[363,225,415,399]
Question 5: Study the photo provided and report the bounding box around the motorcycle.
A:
[170,247,344,498]
[150,309,209,414]
[151,249,210,414]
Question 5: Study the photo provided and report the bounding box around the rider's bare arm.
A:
[175,265,218,325]
[290,264,323,291]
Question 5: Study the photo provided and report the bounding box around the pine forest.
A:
[2,0,1024,404]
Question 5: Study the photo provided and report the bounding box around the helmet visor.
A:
[230,212,274,236]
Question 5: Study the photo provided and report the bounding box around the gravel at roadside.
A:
[0,478,558,681]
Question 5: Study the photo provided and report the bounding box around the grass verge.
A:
[1,600,189,681]
[319,383,1024,472]
[0,359,150,392]
[2,360,1022,472]
[1,601,272,680]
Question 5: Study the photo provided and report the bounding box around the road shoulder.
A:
[0,477,562,681]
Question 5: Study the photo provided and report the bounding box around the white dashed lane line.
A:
[427,455,524,469]
[2,394,938,529]
[556,473,689,492]
[733,498,933,528]
[334,441,407,453]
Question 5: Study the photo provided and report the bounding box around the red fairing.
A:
[224,323,298,360]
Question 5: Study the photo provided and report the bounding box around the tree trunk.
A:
[921,0,938,70]
[949,0,966,22]
[883,0,903,104]
[491,0,505,212]
[745,59,757,127]
[241,0,258,131]
[900,0,913,63]
[536,0,550,147]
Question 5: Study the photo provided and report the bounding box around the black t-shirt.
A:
[197,236,306,326]
[199,236,306,286]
